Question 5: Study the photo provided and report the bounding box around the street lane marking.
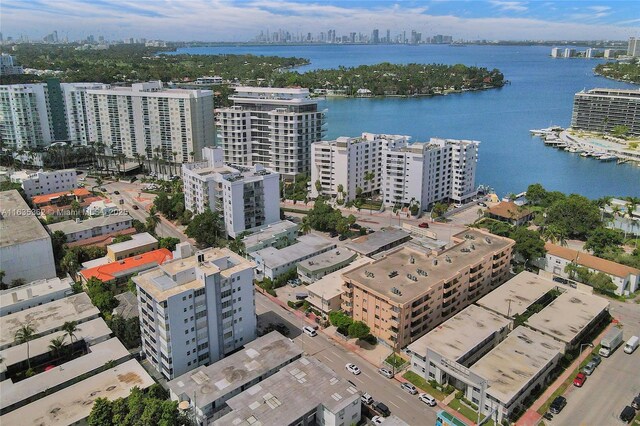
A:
[389,401,400,408]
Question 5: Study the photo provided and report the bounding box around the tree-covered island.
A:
[594,59,640,84]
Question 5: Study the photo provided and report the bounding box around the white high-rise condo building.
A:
[82,81,215,163]
[0,84,53,150]
[134,244,257,380]
[60,83,110,145]
[311,133,479,211]
[182,147,280,238]
[216,87,326,179]
[310,133,410,202]
[628,37,639,57]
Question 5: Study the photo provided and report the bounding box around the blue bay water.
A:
[172,44,640,198]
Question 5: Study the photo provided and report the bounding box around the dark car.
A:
[114,190,120,195]
[552,276,568,285]
[418,222,429,228]
[132,205,139,210]
[329,231,338,238]
[373,401,390,417]
[351,223,361,229]
[620,406,635,423]
[549,396,567,414]
[632,394,640,410]
[338,235,348,241]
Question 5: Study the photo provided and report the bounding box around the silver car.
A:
[581,360,596,376]
[378,367,394,379]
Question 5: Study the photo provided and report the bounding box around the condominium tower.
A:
[216,87,326,179]
[571,88,640,136]
[182,147,280,237]
[628,37,639,57]
[134,244,257,380]
[311,133,479,210]
[0,84,54,149]
[341,229,514,348]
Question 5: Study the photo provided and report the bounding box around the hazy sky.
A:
[2,0,639,41]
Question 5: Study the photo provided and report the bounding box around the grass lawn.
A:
[385,354,406,369]
[402,371,449,400]
[448,398,480,423]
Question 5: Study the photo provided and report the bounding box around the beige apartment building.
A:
[341,229,514,348]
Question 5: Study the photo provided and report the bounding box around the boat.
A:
[591,152,604,158]
[599,154,618,161]
[530,126,563,136]
[580,151,591,157]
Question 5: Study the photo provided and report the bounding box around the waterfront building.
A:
[81,81,215,163]
[485,201,534,226]
[310,133,409,202]
[0,190,57,283]
[341,229,514,348]
[215,87,326,179]
[628,37,640,57]
[536,242,640,295]
[213,356,361,426]
[46,214,134,243]
[133,245,257,380]
[167,332,303,424]
[571,88,640,136]
[10,169,77,198]
[563,48,576,58]
[0,276,73,317]
[182,147,280,237]
[550,48,561,58]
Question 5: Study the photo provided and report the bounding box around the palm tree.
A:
[542,225,568,246]
[62,321,80,355]
[48,335,66,361]
[15,323,36,369]
[300,217,311,235]
[146,213,160,235]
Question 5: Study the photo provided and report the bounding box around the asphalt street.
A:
[255,292,439,426]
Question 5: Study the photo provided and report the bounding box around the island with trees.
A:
[594,59,640,84]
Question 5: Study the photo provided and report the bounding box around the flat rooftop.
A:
[476,271,557,319]
[107,232,157,252]
[47,214,133,235]
[0,276,73,311]
[214,357,359,426]
[306,257,372,301]
[0,317,112,368]
[407,305,511,361]
[297,248,357,273]
[526,290,610,345]
[167,331,303,409]
[470,327,564,405]
[242,220,298,247]
[251,234,335,268]
[0,292,99,349]
[345,227,411,256]
[135,247,254,302]
[0,338,130,410]
[0,190,51,248]
[0,359,154,426]
[343,229,514,304]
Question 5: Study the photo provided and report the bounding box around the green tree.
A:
[88,398,113,426]
[48,335,67,361]
[584,227,623,257]
[348,321,371,339]
[546,194,601,239]
[431,202,448,219]
[60,250,81,277]
[15,323,36,369]
[611,125,629,137]
[510,227,546,264]
[158,237,180,252]
[300,216,311,235]
[185,209,224,248]
[51,230,68,265]
[525,183,547,206]
[145,212,160,235]
[62,320,80,355]
[85,278,118,314]
[112,234,133,244]
[542,224,568,246]
[328,311,353,329]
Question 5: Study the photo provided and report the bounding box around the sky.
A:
[1,0,639,42]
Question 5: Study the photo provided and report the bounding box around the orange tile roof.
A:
[80,248,173,283]
[32,188,91,205]
[487,201,533,221]
[545,243,640,278]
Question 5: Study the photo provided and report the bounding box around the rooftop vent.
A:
[417,268,428,276]
[470,244,476,250]
[364,270,375,278]
[461,248,471,253]
[388,271,398,278]
[464,234,475,240]
[432,259,438,266]
[406,273,418,282]
[409,256,415,264]
[391,287,403,296]
[485,237,492,244]
[445,255,452,263]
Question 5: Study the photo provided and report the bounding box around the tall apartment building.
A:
[310,133,409,202]
[311,133,479,210]
[10,169,77,197]
[134,244,257,380]
[82,81,215,162]
[182,147,280,237]
[571,88,640,136]
[216,87,326,179]
[341,229,514,348]
[628,37,639,57]
[60,83,110,145]
[0,53,24,76]
[0,84,53,150]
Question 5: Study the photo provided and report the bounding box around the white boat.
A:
[530,126,563,136]
[580,151,591,157]
[599,154,618,161]
[591,152,604,158]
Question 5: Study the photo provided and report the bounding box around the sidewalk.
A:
[516,322,615,426]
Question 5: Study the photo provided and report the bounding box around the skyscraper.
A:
[628,37,640,57]
[372,29,379,44]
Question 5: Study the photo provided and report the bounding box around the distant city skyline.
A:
[1,0,639,42]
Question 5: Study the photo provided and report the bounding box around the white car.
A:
[419,393,437,406]
[371,415,385,425]
[302,326,317,337]
[345,363,361,375]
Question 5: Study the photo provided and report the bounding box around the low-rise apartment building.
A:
[537,242,640,295]
[47,214,134,243]
[79,248,173,285]
[341,229,514,348]
[10,169,77,198]
[134,245,257,380]
[0,276,73,316]
[241,219,299,254]
[297,248,357,283]
[182,147,280,237]
[106,232,158,261]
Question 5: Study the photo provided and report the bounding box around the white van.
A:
[624,336,639,354]
[303,326,317,337]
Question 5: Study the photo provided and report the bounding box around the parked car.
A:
[114,190,120,195]
[302,326,317,337]
[632,394,640,410]
[361,393,374,405]
[590,355,602,367]
[624,335,639,354]
[419,393,437,406]
[338,235,348,241]
[373,402,390,417]
[549,396,567,414]
[371,415,385,424]
[351,223,362,229]
[329,231,339,238]
[400,382,418,395]
[345,363,361,375]
[552,276,568,284]
[377,367,393,379]
[573,372,587,387]
[477,202,487,207]
[454,203,462,208]
[132,205,139,210]
[620,406,636,423]
[582,360,597,376]
[418,222,429,228]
